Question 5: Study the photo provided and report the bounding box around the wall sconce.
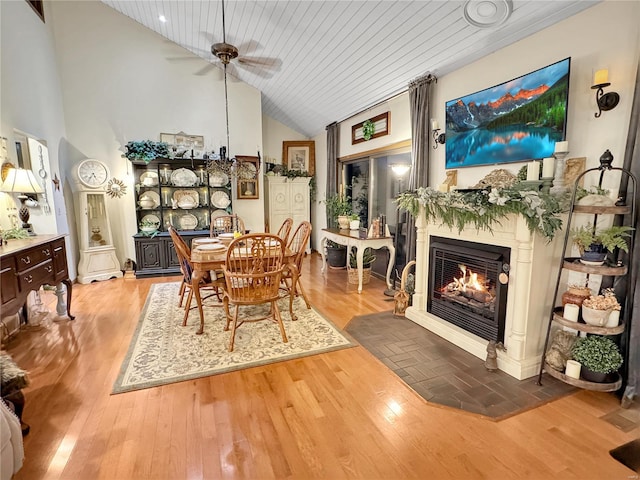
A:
[431,119,446,149]
[591,69,619,118]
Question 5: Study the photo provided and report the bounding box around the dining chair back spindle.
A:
[275,218,294,244]
[222,234,287,351]
[210,214,245,237]
[168,226,224,326]
[282,221,312,320]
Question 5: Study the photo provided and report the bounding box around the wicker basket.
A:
[347,266,372,285]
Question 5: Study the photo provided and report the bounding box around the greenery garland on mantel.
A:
[396,185,569,241]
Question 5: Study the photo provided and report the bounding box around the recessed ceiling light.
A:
[158,14,167,23]
[463,0,512,28]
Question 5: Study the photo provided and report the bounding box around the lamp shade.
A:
[391,164,410,177]
[0,168,43,194]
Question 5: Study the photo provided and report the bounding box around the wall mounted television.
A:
[445,57,570,169]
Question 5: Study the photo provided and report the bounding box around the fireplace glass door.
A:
[428,236,510,342]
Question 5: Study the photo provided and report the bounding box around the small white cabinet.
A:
[264,176,311,252]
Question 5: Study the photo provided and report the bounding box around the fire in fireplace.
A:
[428,236,510,343]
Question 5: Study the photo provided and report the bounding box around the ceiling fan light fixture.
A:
[212,42,239,64]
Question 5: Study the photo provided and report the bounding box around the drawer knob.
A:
[21,256,31,265]
[25,274,33,284]
[46,265,53,273]
[43,248,50,256]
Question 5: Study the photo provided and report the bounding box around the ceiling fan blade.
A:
[200,31,218,46]
[236,40,261,56]
[195,63,219,76]
[235,62,276,79]
[238,56,282,70]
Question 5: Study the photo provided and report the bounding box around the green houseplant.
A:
[571,335,623,382]
[323,193,352,229]
[570,225,634,263]
[347,247,376,285]
[123,140,170,164]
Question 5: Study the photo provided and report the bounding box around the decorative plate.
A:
[173,190,199,207]
[139,191,160,208]
[211,209,229,220]
[171,168,198,187]
[237,161,258,180]
[193,238,221,244]
[211,190,231,208]
[209,171,229,187]
[141,214,160,226]
[178,213,198,230]
[195,243,225,251]
[140,171,159,187]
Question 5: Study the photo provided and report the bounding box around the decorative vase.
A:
[337,215,350,230]
[561,286,591,307]
[349,219,360,230]
[580,243,606,265]
[580,366,609,383]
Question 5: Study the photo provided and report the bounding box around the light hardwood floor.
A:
[6,253,638,479]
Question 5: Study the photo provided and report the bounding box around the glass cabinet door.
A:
[86,193,112,247]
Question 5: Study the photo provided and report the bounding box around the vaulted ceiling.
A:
[100,0,598,137]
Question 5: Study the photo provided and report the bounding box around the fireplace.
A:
[406,213,563,380]
[428,237,510,343]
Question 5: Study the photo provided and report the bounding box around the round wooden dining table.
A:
[189,237,298,335]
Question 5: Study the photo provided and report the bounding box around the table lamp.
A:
[0,167,44,235]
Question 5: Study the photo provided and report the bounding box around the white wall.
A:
[262,115,308,165]
[47,0,264,264]
[430,1,640,191]
[0,0,73,271]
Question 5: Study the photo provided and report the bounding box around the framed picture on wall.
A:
[283,141,315,175]
[238,180,258,199]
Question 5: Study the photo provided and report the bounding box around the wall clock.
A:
[77,159,110,189]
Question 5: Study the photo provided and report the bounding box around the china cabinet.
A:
[537,153,636,396]
[73,159,123,283]
[264,176,311,252]
[132,158,233,277]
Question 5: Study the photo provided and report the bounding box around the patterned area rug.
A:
[112,282,354,394]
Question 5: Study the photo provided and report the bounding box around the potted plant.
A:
[123,140,170,164]
[571,335,623,382]
[323,193,352,229]
[570,225,634,265]
[347,247,376,285]
[348,214,360,230]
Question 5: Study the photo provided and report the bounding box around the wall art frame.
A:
[282,140,315,175]
[351,112,390,145]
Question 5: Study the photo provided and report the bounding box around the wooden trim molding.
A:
[351,112,390,145]
[339,140,411,163]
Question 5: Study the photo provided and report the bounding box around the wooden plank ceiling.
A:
[100,0,598,137]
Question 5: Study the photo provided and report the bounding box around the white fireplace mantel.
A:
[405,208,564,379]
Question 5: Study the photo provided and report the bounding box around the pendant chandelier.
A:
[206,0,260,181]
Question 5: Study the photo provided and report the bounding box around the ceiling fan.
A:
[198,0,281,79]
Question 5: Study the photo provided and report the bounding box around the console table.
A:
[0,234,74,321]
[320,228,395,294]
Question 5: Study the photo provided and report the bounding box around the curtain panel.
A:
[405,74,436,265]
[619,60,640,408]
[326,122,339,227]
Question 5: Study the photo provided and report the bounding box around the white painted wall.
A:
[48,0,264,265]
[262,115,308,165]
[430,1,640,192]
[0,0,73,271]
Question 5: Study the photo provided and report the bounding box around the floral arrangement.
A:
[583,289,621,311]
[396,184,567,241]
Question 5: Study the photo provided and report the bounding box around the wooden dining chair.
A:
[168,226,224,326]
[275,218,293,244]
[210,214,246,237]
[222,234,287,351]
[281,221,312,321]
